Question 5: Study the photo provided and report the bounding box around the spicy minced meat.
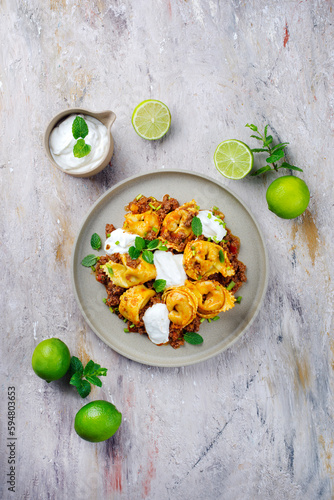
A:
[94,194,247,348]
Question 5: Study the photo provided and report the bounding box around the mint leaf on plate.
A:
[91,233,102,250]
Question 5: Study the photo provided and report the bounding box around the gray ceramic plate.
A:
[71,170,268,367]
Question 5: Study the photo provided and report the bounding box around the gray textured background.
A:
[1,1,334,499]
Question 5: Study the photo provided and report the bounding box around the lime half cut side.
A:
[132,100,171,140]
[214,139,253,180]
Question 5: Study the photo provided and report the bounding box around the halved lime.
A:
[132,100,171,140]
[214,140,253,180]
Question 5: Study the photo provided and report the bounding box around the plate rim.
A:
[71,169,269,367]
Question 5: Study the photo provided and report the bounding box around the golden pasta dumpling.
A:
[101,255,157,288]
[159,200,198,252]
[183,240,235,280]
[123,210,161,238]
[119,285,156,325]
[162,285,198,327]
[186,280,235,318]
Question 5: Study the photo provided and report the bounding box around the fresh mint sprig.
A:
[246,123,303,176]
[72,116,91,159]
[69,356,108,398]
[128,236,167,261]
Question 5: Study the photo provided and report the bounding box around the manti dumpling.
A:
[183,240,235,280]
[101,255,156,288]
[123,210,161,238]
[162,285,198,327]
[119,285,156,325]
[186,280,235,318]
[159,200,198,252]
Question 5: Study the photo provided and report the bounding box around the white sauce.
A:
[104,229,137,255]
[143,303,170,345]
[198,210,227,242]
[49,114,109,173]
[153,250,187,288]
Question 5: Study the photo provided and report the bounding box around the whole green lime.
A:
[266,175,310,219]
[74,400,122,442]
[32,338,71,383]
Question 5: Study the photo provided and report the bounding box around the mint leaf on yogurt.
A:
[72,116,89,139]
[73,139,91,158]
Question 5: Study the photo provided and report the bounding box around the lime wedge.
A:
[132,100,171,140]
[214,140,253,179]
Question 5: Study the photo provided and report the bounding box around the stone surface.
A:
[1,1,334,499]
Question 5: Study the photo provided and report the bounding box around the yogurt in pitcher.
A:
[49,114,109,174]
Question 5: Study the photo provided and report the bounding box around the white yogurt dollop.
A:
[104,229,137,255]
[198,210,227,242]
[153,250,187,288]
[143,303,170,345]
[49,114,109,174]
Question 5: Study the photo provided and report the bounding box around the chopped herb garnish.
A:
[226,281,236,291]
[197,275,202,280]
[136,194,143,201]
[152,226,158,233]
[124,328,129,333]
[236,296,242,303]
[149,202,156,210]
[102,298,107,304]
[91,265,96,272]
[115,241,120,245]
[212,206,219,212]
[200,318,206,323]
[207,318,212,323]
[156,204,162,210]
[130,324,135,328]
[106,264,114,275]
[219,250,225,263]
[106,233,111,238]
[212,316,220,321]
[109,307,114,313]
[207,213,212,219]
[123,318,127,323]
[207,237,211,242]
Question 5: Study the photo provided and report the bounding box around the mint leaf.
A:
[184,332,203,345]
[246,123,258,132]
[219,249,225,263]
[83,360,96,376]
[135,237,146,251]
[85,375,102,387]
[153,279,167,293]
[263,135,273,147]
[69,356,83,377]
[266,149,284,163]
[91,233,102,250]
[77,380,91,398]
[70,371,83,387]
[279,162,303,172]
[272,142,289,152]
[81,254,98,267]
[142,250,154,264]
[264,124,268,138]
[250,135,263,141]
[191,216,202,237]
[250,166,272,176]
[72,116,89,139]
[73,139,91,158]
[96,367,108,376]
[129,246,141,260]
[146,239,160,250]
